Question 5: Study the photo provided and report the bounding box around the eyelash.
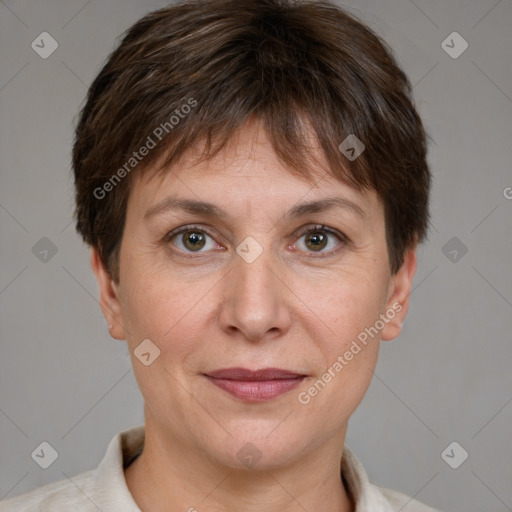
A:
[163,223,349,259]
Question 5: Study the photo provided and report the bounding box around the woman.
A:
[0,0,441,510]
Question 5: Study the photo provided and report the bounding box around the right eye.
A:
[164,224,222,256]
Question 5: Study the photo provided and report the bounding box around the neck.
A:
[124,420,355,512]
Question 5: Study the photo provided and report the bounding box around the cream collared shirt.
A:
[0,425,442,511]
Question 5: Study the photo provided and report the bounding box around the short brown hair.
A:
[72,0,431,284]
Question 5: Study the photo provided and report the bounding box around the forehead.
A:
[127,118,380,220]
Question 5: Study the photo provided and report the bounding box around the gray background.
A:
[0,1,511,511]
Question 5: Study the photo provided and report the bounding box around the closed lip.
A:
[204,367,306,380]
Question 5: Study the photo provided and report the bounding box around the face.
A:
[92,118,416,470]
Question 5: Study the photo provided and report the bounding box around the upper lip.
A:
[204,367,306,380]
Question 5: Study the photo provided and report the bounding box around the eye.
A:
[164,224,220,254]
[164,223,348,258]
[293,224,348,256]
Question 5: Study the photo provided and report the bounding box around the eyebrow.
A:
[143,195,367,222]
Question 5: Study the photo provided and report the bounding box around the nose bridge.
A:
[233,235,278,308]
[220,234,290,339]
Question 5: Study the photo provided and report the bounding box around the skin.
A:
[91,117,417,512]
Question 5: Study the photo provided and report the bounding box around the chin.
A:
[204,426,310,471]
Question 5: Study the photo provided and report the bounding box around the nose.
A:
[218,241,292,343]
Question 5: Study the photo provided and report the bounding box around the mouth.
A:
[203,367,307,402]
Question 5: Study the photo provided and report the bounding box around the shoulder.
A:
[0,425,144,512]
[376,484,444,512]
[0,470,95,512]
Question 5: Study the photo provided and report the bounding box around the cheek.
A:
[306,274,384,393]
[121,277,206,415]
[318,268,387,342]
[120,266,218,376]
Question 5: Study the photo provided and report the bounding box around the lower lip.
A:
[205,376,305,402]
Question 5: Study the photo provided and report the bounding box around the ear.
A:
[90,247,126,340]
[380,247,417,342]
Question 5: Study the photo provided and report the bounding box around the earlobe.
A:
[90,248,126,340]
[380,247,417,342]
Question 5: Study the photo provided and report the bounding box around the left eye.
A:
[294,225,346,255]
[164,224,347,256]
